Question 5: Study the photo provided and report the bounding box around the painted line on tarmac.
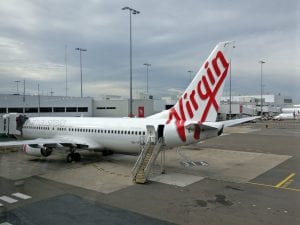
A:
[247,181,300,192]
[0,222,13,225]
[275,172,296,188]
[11,192,31,200]
[0,196,18,204]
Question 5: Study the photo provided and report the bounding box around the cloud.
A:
[0,0,299,103]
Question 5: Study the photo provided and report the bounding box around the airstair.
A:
[132,125,164,184]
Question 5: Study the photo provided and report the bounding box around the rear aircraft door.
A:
[157,124,164,139]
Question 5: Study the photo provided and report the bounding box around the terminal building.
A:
[219,94,293,119]
[0,94,93,117]
[0,94,155,118]
[0,93,294,120]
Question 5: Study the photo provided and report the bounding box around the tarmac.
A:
[0,121,299,225]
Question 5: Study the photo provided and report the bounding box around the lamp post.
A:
[23,79,25,102]
[259,60,265,116]
[229,45,236,119]
[38,82,40,116]
[14,80,21,95]
[187,70,193,83]
[75,47,87,98]
[65,45,68,97]
[143,63,151,94]
[122,6,140,117]
[229,59,232,119]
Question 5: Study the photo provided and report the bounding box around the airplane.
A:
[273,106,300,120]
[0,41,259,163]
[273,111,300,120]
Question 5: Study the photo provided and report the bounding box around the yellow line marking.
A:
[275,173,296,188]
[282,179,294,188]
[247,182,300,192]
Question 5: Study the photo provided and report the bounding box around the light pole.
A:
[38,83,40,116]
[14,80,21,94]
[23,79,25,102]
[229,45,235,119]
[187,70,193,83]
[229,59,232,119]
[143,63,151,94]
[259,60,265,117]
[75,47,87,98]
[122,6,140,117]
[65,45,68,97]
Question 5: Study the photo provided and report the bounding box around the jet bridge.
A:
[0,113,28,136]
[132,125,165,184]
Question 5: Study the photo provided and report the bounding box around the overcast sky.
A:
[0,0,299,102]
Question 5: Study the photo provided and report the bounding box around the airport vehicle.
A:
[0,41,258,163]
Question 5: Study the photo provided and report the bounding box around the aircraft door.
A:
[157,124,164,140]
[146,125,156,144]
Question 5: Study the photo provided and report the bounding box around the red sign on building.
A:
[138,106,144,118]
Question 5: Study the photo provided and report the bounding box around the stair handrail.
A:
[131,135,152,176]
[143,137,164,178]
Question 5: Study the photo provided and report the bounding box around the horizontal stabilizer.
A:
[221,116,260,127]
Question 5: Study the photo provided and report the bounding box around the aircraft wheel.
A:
[73,153,81,162]
[66,153,73,163]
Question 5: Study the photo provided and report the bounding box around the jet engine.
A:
[22,144,52,157]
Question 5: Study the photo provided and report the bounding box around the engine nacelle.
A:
[22,144,52,157]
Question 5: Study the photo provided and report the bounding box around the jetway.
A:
[0,113,28,136]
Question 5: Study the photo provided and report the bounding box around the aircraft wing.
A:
[221,116,260,127]
[0,136,101,150]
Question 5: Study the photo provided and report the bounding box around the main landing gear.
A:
[66,148,81,163]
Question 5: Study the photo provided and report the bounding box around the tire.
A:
[66,154,73,163]
[73,153,81,162]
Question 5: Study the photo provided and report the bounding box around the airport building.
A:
[0,94,155,118]
[92,95,154,117]
[220,94,293,119]
[0,93,294,119]
[0,94,93,117]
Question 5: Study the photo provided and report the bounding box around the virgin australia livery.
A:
[0,41,258,164]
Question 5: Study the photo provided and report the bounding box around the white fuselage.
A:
[273,113,299,121]
[21,117,214,154]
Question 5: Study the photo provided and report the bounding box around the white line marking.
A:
[11,192,31,200]
[0,222,13,225]
[0,203,3,207]
[0,196,18,204]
